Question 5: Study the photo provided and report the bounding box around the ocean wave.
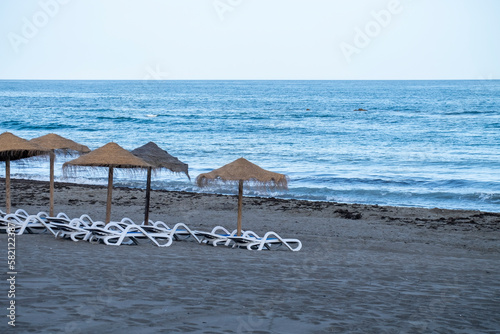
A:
[1,120,76,130]
[443,110,499,116]
[485,123,500,129]
[293,175,499,191]
[84,108,116,112]
[95,116,151,124]
[1,120,23,127]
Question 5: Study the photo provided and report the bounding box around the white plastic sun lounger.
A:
[51,217,106,242]
[0,209,31,227]
[126,218,200,244]
[0,211,56,235]
[227,231,302,251]
[11,209,30,219]
[141,221,201,243]
[43,212,72,226]
[1,210,76,235]
[193,226,259,247]
[46,213,96,226]
[86,221,173,247]
[46,213,97,237]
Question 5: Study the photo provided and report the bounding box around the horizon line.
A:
[0,78,498,81]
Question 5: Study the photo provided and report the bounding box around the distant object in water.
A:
[355,108,367,111]
[146,114,158,117]
[306,108,311,111]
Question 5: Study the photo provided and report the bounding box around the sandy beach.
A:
[1,178,500,333]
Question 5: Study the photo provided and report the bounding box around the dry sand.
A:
[1,178,500,333]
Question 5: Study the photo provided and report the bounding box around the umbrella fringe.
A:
[0,150,49,162]
[196,176,288,191]
[0,152,49,163]
[149,168,190,180]
[51,149,87,157]
[62,165,151,178]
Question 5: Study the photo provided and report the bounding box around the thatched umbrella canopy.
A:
[30,133,90,216]
[0,132,49,213]
[131,141,190,224]
[196,157,288,235]
[63,142,152,223]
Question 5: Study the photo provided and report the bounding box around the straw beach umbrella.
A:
[30,133,90,216]
[131,142,190,225]
[63,142,152,223]
[0,132,49,213]
[196,157,288,236]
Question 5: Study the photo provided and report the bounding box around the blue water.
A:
[1,80,499,212]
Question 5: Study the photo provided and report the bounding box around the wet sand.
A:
[1,178,500,333]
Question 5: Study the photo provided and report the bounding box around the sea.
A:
[0,80,499,212]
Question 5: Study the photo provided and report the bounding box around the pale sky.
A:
[1,0,499,80]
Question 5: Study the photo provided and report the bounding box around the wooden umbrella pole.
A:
[5,159,10,214]
[144,167,152,225]
[106,166,114,224]
[237,179,243,236]
[49,150,55,216]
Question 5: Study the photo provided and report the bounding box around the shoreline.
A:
[5,174,498,214]
[3,176,500,214]
[1,177,499,232]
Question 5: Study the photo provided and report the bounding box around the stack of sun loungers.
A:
[194,226,302,251]
[0,210,302,251]
[0,209,56,235]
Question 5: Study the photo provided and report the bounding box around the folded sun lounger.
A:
[51,216,105,241]
[141,221,201,243]
[0,211,56,235]
[194,226,246,247]
[227,231,302,251]
[85,219,173,247]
